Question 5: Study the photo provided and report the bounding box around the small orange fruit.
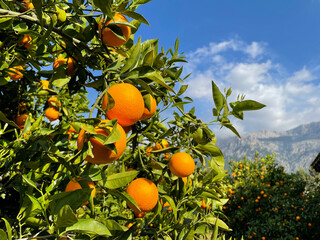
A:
[19,34,32,48]
[66,125,77,140]
[22,0,34,9]
[45,107,60,122]
[126,178,159,213]
[140,94,157,120]
[161,139,169,149]
[39,80,49,89]
[48,96,61,108]
[77,120,127,164]
[201,199,206,209]
[14,113,28,128]
[53,56,76,75]
[8,66,24,81]
[98,13,131,47]
[160,199,172,211]
[169,152,195,177]
[65,178,96,205]
[101,83,144,127]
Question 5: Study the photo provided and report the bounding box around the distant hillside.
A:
[216,122,320,172]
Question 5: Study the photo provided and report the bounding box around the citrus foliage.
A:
[224,154,320,240]
[0,0,265,239]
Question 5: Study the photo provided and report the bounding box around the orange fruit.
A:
[19,34,32,48]
[169,152,195,178]
[140,94,157,120]
[14,113,28,128]
[45,107,60,122]
[160,199,172,211]
[101,83,144,127]
[65,178,96,205]
[126,178,159,213]
[77,119,127,164]
[48,96,61,108]
[22,0,34,9]
[39,80,49,89]
[8,66,24,81]
[98,13,131,47]
[122,125,132,134]
[161,139,169,149]
[53,56,76,75]
[201,199,206,209]
[66,125,77,140]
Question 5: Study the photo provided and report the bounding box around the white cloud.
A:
[183,39,320,136]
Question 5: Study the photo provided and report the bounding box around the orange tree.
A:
[0,0,265,239]
[223,154,320,240]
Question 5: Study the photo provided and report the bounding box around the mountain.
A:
[216,122,320,172]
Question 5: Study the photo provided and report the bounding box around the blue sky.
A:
[133,0,320,137]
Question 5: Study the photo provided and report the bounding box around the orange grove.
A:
[98,13,131,47]
[169,152,195,178]
[77,119,127,164]
[126,178,159,213]
[101,83,144,127]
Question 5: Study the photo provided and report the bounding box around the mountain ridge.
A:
[216,121,320,172]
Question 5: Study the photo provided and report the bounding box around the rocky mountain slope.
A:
[216,122,320,172]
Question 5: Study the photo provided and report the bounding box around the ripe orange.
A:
[14,113,28,128]
[169,152,195,177]
[160,199,172,211]
[45,107,60,122]
[22,0,34,9]
[19,34,32,48]
[126,178,159,214]
[39,80,49,89]
[98,13,131,47]
[48,96,61,108]
[65,178,96,205]
[8,66,24,81]
[53,56,76,75]
[140,94,157,120]
[77,120,127,164]
[66,125,77,140]
[101,83,144,127]
[201,199,206,209]
[161,139,169,149]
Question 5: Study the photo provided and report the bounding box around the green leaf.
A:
[1,218,12,240]
[177,85,188,96]
[110,190,140,211]
[223,123,241,138]
[105,219,125,234]
[93,0,112,18]
[195,143,224,169]
[206,217,231,231]
[124,11,149,25]
[32,0,43,26]
[51,188,92,214]
[162,195,177,221]
[143,71,175,93]
[0,111,19,128]
[52,65,71,87]
[232,100,266,112]
[0,229,7,240]
[25,217,47,227]
[121,37,141,73]
[103,171,139,189]
[211,81,225,113]
[22,175,39,191]
[65,219,111,236]
[56,205,78,228]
